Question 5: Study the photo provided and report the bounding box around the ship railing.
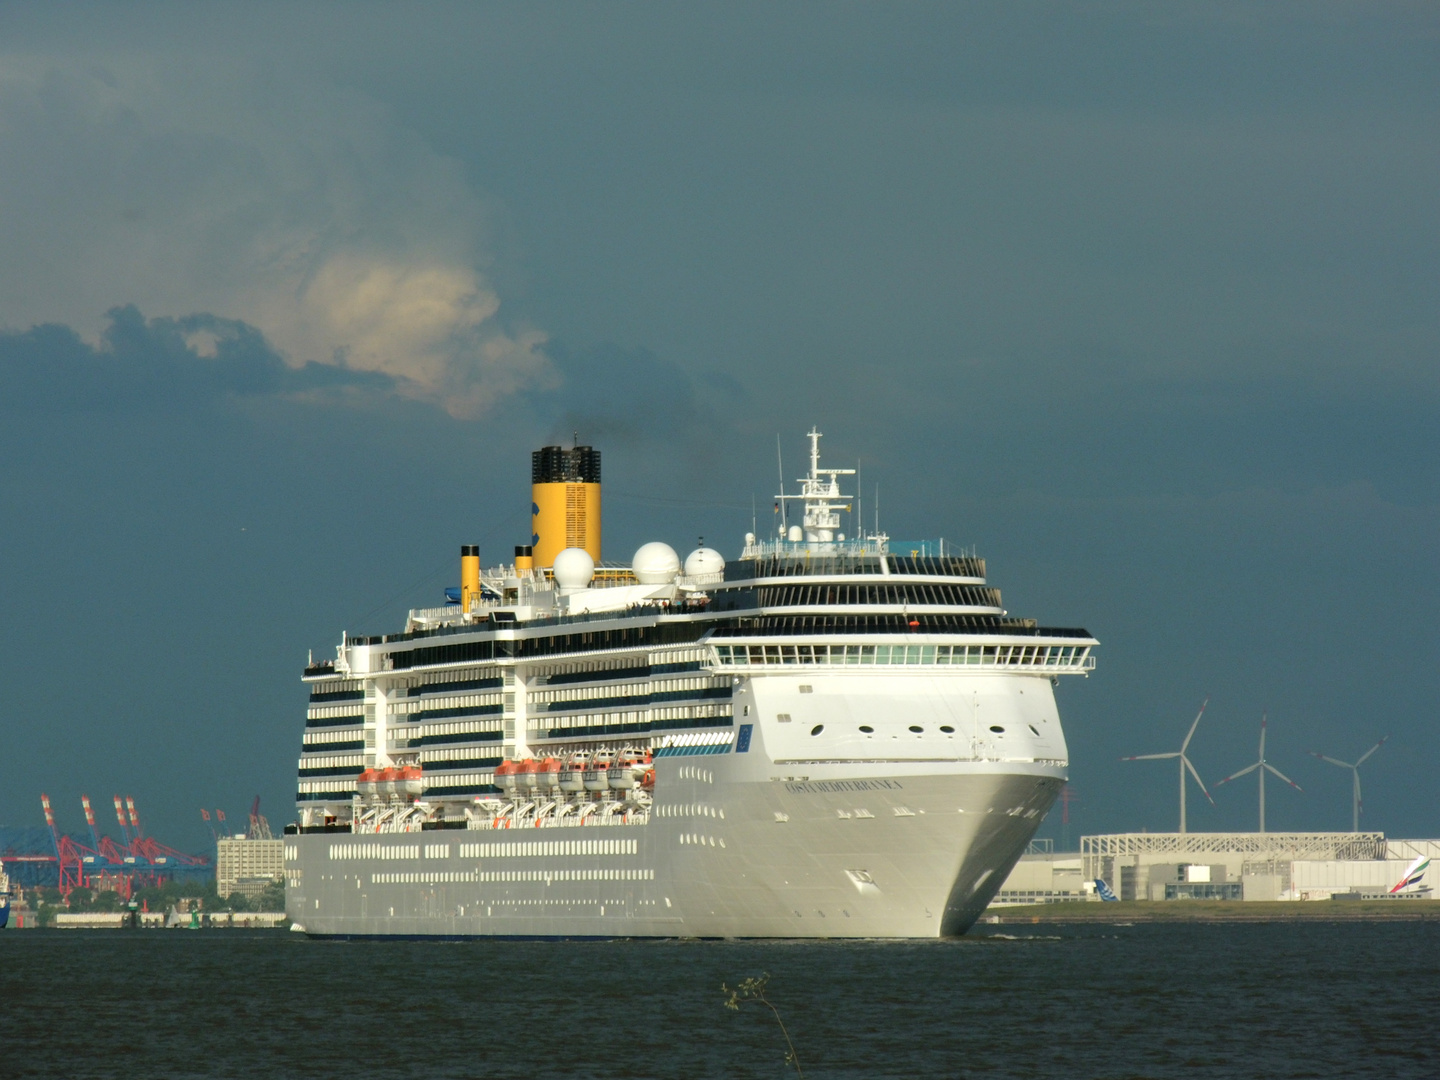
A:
[741,537,890,559]
[713,642,1096,672]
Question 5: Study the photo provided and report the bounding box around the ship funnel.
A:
[531,444,601,569]
[460,545,480,611]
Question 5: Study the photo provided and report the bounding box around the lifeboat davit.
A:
[537,756,562,792]
[357,768,380,799]
[494,759,521,797]
[559,752,590,793]
[517,758,540,793]
[585,749,615,793]
[400,764,424,800]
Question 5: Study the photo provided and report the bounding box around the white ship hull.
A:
[287,763,1062,938]
[288,670,1072,938]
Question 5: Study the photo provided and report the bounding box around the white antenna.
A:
[776,434,787,535]
[1310,736,1387,832]
[1122,697,1215,833]
[1215,713,1302,832]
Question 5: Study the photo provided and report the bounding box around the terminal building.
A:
[992,834,1438,905]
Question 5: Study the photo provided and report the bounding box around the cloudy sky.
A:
[1,2,1435,849]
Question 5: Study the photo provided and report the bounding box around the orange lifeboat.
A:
[399,764,424,800]
[537,756,562,793]
[378,767,400,799]
[357,768,380,799]
[518,758,540,793]
[494,759,521,797]
[640,767,656,792]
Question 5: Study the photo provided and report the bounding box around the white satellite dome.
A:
[684,547,725,578]
[787,524,804,542]
[551,547,595,592]
[632,542,681,584]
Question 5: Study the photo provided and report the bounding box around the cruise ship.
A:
[285,431,1096,937]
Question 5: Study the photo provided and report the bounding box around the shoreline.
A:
[983,899,1440,924]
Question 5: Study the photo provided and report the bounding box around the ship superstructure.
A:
[286,430,1096,937]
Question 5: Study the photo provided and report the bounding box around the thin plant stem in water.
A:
[723,972,805,1078]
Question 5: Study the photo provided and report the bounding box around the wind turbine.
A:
[1310,737,1387,832]
[1215,713,1301,832]
[1122,697,1214,833]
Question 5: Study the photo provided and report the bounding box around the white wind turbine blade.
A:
[1355,736,1388,767]
[1215,761,1259,786]
[1354,770,1363,814]
[1122,752,1179,761]
[1312,752,1353,769]
[1264,762,1302,791]
[1183,755,1215,805]
[1180,697,1210,755]
[1258,713,1267,759]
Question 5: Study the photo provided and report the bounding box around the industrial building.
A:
[991,833,1438,905]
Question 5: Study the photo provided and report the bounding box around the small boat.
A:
[494,760,521,797]
[378,767,400,799]
[608,747,650,790]
[517,758,540,793]
[558,752,590,793]
[399,765,424,799]
[584,748,615,793]
[537,756,562,792]
[356,768,380,799]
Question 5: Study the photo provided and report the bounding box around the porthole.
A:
[940,725,955,733]
[989,725,1005,733]
[810,724,824,736]
[908,725,923,733]
[859,725,874,733]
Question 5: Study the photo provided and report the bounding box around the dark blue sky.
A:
[1,3,1436,850]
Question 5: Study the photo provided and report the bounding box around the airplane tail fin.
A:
[1095,879,1119,902]
[1390,856,1430,894]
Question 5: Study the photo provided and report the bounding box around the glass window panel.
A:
[921,645,936,664]
[860,645,876,664]
[764,645,780,663]
[846,645,861,665]
[982,646,997,663]
[780,645,798,664]
[936,645,950,664]
[906,645,921,664]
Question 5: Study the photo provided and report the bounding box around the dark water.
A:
[2,922,1437,1079]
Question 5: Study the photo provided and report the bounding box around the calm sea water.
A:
[2,922,1437,1079]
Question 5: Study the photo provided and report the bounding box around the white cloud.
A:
[0,58,552,416]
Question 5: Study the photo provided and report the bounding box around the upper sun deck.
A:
[303,428,1094,675]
